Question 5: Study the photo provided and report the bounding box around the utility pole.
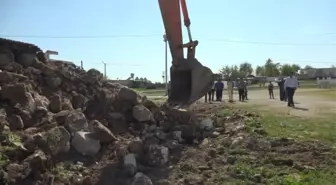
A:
[102,61,107,79]
[81,60,83,69]
[163,33,168,95]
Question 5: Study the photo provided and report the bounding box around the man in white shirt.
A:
[284,72,298,107]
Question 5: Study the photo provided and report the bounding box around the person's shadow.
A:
[292,106,309,111]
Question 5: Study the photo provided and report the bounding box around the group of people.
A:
[205,78,248,103]
[205,72,299,107]
[267,72,299,107]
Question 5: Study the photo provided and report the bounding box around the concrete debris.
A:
[131,172,153,185]
[0,40,278,185]
[124,153,137,176]
[71,131,101,156]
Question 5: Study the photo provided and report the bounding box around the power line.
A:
[204,38,336,46]
[274,60,336,64]
[1,34,335,46]
[0,34,162,39]
[308,32,336,36]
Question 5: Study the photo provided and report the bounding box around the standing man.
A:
[244,80,249,100]
[283,78,288,102]
[215,80,224,101]
[268,81,274,99]
[227,78,234,102]
[205,82,215,102]
[237,78,246,101]
[284,72,298,107]
[277,78,285,101]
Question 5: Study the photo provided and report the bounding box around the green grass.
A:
[216,104,336,185]
[229,161,336,185]
[132,88,165,92]
[257,112,335,143]
[298,88,336,100]
[132,88,165,96]
[268,170,336,185]
[230,104,336,143]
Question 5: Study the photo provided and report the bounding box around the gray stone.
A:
[71,131,100,156]
[89,120,116,143]
[147,145,169,166]
[44,126,71,155]
[8,115,24,131]
[65,111,88,135]
[199,118,214,131]
[123,153,137,176]
[132,105,153,122]
[131,172,153,185]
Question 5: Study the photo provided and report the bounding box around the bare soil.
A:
[89,103,336,185]
[214,89,336,118]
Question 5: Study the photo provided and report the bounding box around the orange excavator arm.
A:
[158,0,198,63]
[158,0,213,107]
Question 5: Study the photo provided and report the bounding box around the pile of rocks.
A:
[0,52,219,185]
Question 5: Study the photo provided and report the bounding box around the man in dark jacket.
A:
[215,80,224,101]
[205,82,215,102]
[277,78,285,101]
[268,81,274,99]
[237,79,246,101]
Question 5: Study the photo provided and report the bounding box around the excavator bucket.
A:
[168,58,214,107]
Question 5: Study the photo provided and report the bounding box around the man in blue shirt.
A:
[215,80,224,101]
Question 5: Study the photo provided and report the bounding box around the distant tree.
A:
[256,65,265,76]
[230,65,243,79]
[264,58,280,76]
[135,77,139,80]
[291,64,301,72]
[219,65,231,77]
[239,62,253,77]
[331,65,336,68]
[219,65,242,80]
[280,64,294,76]
[304,65,313,69]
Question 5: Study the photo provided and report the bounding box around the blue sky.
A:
[1,0,335,82]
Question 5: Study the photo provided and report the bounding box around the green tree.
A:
[231,65,242,79]
[256,65,265,76]
[304,65,313,69]
[219,65,231,77]
[239,62,253,77]
[280,64,294,76]
[219,65,242,80]
[264,58,280,76]
[291,64,301,72]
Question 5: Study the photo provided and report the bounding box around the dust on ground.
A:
[225,88,336,118]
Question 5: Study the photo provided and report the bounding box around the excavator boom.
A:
[158,0,214,107]
[158,0,184,61]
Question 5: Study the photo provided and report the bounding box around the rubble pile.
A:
[0,53,223,185]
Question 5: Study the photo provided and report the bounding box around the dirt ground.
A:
[137,103,336,185]
[147,88,336,118]
[203,88,336,118]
